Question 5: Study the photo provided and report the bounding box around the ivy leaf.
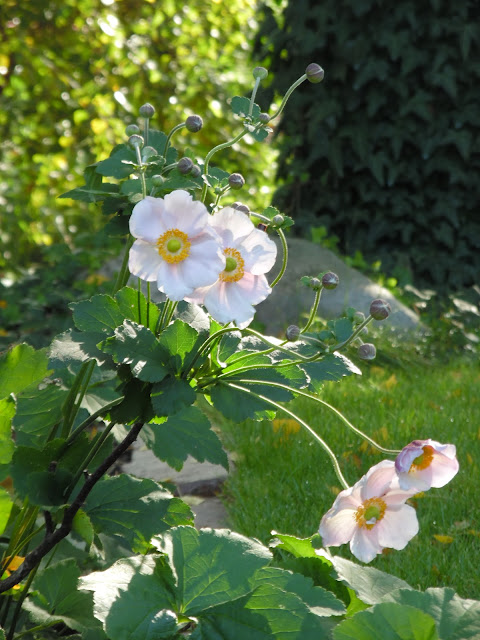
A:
[333,602,439,640]
[144,405,228,471]
[96,145,137,179]
[83,474,193,553]
[0,344,50,400]
[23,559,104,636]
[102,320,169,383]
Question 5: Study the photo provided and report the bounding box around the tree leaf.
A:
[83,474,193,552]
[0,344,49,400]
[144,405,228,471]
[333,602,439,640]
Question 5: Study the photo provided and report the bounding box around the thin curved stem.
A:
[223,381,349,489]
[332,315,373,351]
[301,287,323,334]
[200,129,248,203]
[268,73,308,122]
[163,122,185,158]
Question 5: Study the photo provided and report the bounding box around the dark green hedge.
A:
[255,0,480,290]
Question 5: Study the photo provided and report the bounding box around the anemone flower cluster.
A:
[319,440,459,563]
[128,191,277,326]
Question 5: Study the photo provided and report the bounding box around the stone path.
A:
[121,443,230,529]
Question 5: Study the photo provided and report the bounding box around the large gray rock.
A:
[255,237,420,336]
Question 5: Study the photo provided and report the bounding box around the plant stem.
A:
[223,381,350,490]
[332,315,374,351]
[112,235,134,294]
[200,129,248,203]
[268,73,308,122]
[163,123,185,158]
[301,287,323,334]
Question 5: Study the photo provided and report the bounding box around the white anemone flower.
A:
[128,191,225,301]
[394,439,459,491]
[319,460,419,563]
[185,207,277,327]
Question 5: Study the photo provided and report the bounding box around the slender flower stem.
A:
[251,213,288,289]
[249,77,261,117]
[146,281,151,329]
[60,359,96,440]
[301,287,323,334]
[200,130,248,203]
[63,397,123,448]
[134,145,147,199]
[143,117,150,146]
[332,315,373,351]
[223,381,350,490]
[163,122,185,158]
[231,378,401,455]
[268,73,308,122]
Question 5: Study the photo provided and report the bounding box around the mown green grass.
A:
[218,354,480,599]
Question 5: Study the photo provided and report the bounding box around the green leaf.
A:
[150,376,196,417]
[96,145,137,179]
[144,405,228,471]
[152,526,272,615]
[59,184,120,203]
[83,474,193,552]
[0,398,15,465]
[333,602,439,640]
[49,329,112,372]
[231,96,261,119]
[0,486,13,536]
[102,320,169,383]
[23,559,104,636]
[209,381,277,422]
[79,555,177,640]
[13,384,68,448]
[72,509,95,547]
[71,294,125,334]
[0,344,49,400]
[301,353,361,393]
[384,587,480,640]
[114,286,160,333]
[148,128,178,164]
[330,556,412,605]
[270,532,319,558]
[158,318,201,373]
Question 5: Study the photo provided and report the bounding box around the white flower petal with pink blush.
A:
[319,460,419,563]
[395,439,459,491]
[128,191,225,301]
[185,207,277,327]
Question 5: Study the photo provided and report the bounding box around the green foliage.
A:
[255,1,480,290]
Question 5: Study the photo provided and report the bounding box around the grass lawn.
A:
[218,353,480,599]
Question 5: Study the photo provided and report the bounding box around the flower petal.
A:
[377,503,419,550]
[203,281,255,327]
[210,207,254,247]
[156,261,192,301]
[129,196,166,242]
[240,228,278,275]
[128,239,162,282]
[320,505,358,547]
[163,190,209,236]
[360,460,397,501]
[350,527,382,563]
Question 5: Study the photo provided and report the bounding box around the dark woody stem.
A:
[0,421,144,594]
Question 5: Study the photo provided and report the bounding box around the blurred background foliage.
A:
[254,0,480,292]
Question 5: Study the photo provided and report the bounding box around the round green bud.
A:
[253,66,268,80]
[228,173,245,190]
[306,63,325,84]
[358,343,376,360]
[125,124,140,136]
[370,298,391,321]
[309,277,322,291]
[177,157,194,175]
[128,134,144,149]
[151,174,165,187]
[272,214,284,226]
[286,325,301,342]
[139,103,155,118]
[141,145,157,160]
[353,311,365,324]
[190,165,202,178]
[232,202,250,215]
[258,112,270,123]
[321,271,339,290]
[185,114,203,133]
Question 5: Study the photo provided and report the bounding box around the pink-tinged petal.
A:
[377,503,419,550]
[128,239,162,282]
[184,286,208,305]
[396,439,459,490]
[234,272,271,306]
[182,237,225,288]
[156,261,193,301]
[129,197,166,242]
[240,228,278,275]
[203,281,255,326]
[210,207,254,247]
[163,190,209,236]
[350,527,382,563]
[428,450,459,487]
[360,460,397,501]
[320,506,358,547]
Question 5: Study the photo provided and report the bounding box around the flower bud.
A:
[125,124,140,136]
[321,271,339,290]
[141,145,157,160]
[358,343,376,360]
[151,174,165,187]
[190,165,202,178]
[228,173,245,190]
[139,103,155,118]
[232,202,250,215]
[353,311,365,324]
[286,325,301,342]
[177,157,194,175]
[259,112,270,123]
[370,298,391,321]
[309,277,322,291]
[185,114,203,133]
[253,66,268,80]
[306,63,325,84]
[272,214,284,226]
[128,134,144,149]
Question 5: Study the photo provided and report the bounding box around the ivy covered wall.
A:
[255,0,480,290]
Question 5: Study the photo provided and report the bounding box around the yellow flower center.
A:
[409,445,434,472]
[219,247,245,283]
[355,497,387,530]
[156,229,191,264]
